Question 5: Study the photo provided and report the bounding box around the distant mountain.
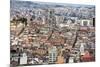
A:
[10,0,95,9]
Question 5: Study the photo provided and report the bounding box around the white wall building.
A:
[20,53,27,65]
[79,19,93,26]
[48,46,57,63]
[80,43,86,55]
[55,16,64,25]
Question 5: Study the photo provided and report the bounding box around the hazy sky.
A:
[19,0,95,5]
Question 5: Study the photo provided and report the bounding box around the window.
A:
[83,21,88,26]
[53,53,56,57]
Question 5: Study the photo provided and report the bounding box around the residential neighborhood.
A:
[10,0,95,66]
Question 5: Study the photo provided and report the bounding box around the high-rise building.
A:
[48,46,57,64]
[47,9,56,29]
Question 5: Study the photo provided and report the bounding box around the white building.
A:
[20,53,27,65]
[69,57,74,63]
[55,16,64,25]
[79,19,93,26]
[32,42,40,48]
[48,46,57,63]
[80,43,86,55]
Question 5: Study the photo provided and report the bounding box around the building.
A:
[48,46,57,64]
[47,9,56,29]
[68,57,74,63]
[55,15,64,26]
[56,50,64,64]
[79,19,93,27]
[32,48,47,56]
[40,27,50,34]
[80,43,85,55]
[20,53,27,65]
[56,55,64,64]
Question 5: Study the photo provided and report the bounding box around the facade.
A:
[48,46,58,64]
[79,19,93,27]
[20,53,27,65]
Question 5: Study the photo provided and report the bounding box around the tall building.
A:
[56,50,64,64]
[47,9,56,29]
[80,43,85,55]
[48,46,57,64]
[55,16,64,25]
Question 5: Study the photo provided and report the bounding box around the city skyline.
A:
[10,0,95,66]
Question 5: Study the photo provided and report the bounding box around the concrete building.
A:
[55,16,64,26]
[69,57,74,63]
[20,53,27,65]
[79,19,93,27]
[80,43,86,55]
[48,46,57,64]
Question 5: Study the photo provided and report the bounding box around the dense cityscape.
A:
[10,0,95,67]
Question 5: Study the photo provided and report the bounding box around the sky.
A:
[18,0,95,5]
